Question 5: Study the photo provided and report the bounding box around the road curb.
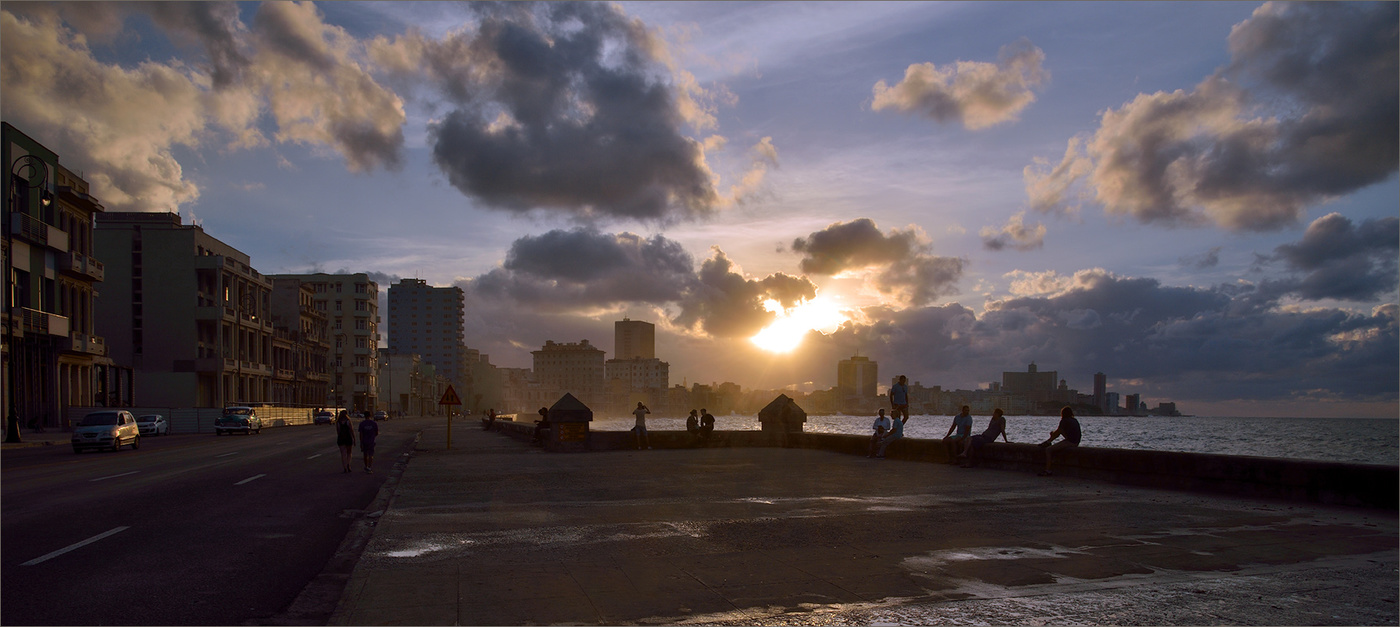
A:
[260,430,422,626]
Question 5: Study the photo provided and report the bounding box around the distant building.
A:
[267,273,380,411]
[1125,393,1141,416]
[270,279,330,406]
[837,355,878,398]
[1093,372,1106,411]
[386,279,466,389]
[533,340,605,409]
[614,318,655,359]
[1105,392,1120,415]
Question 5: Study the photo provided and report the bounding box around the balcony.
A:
[18,308,69,337]
[68,333,107,356]
[60,251,104,281]
[11,213,69,251]
[275,368,296,380]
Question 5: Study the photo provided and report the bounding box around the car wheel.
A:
[131,436,140,450]
[111,438,122,452]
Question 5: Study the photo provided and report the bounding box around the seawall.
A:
[488,419,1397,509]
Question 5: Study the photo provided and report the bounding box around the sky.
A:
[2,1,1396,418]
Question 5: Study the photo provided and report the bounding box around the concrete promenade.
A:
[330,423,1396,625]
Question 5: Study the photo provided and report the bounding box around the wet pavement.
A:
[330,423,1397,625]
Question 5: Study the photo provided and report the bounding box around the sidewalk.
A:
[330,423,1398,625]
[0,430,71,450]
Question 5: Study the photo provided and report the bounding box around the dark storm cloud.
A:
[796,270,1397,404]
[143,1,248,88]
[471,228,695,308]
[413,2,720,222]
[1179,247,1222,270]
[1027,1,1398,232]
[792,218,964,306]
[1263,213,1399,302]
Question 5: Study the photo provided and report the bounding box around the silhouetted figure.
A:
[482,408,497,431]
[1038,406,1081,476]
[890,375,909,424]
[868,409,891,457]
[359,412,379,474]
[532,407,550,445]
[686,409,700,435]
[335,411,355,473]
[699,409,715,439]
[874,408,904,458]
[942,405,973,463]
[960,408,1008,467]
[632,402,651,450]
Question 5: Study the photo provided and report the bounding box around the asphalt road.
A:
[1,417,426,626]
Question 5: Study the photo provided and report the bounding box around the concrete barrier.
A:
[485,426,1397,509]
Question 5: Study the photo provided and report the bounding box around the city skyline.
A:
[1,2,1395,418]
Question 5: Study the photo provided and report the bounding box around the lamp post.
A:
[6,155,50,443]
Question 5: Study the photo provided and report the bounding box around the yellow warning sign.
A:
[438,385,462,405]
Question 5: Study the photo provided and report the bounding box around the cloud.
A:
[872,38,1048,130]
[371,3,723,222]
[1179,246,1223,270]
[980,211,1046,251]
[792,218,964,306]
[1263,213,1399,302]
[1026,2,1398,232]
[673,249,816,338]
[0,2,406,212]
[793,269,1397,405]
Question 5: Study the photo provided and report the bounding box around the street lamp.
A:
[6,155,51,443]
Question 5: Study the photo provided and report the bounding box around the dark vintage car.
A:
[313,410,334,425]
[215,406,262,435]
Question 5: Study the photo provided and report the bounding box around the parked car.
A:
[72,410,141,453]
[136,414,169,436]
[215,406,262,435]
[373,410,388,421]
[313,410,334,425]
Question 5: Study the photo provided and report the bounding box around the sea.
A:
[588,414,1400,466]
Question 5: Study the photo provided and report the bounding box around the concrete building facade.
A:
[532,340,605,409]
[386,279,466,387]
[268,273,380,412]
[95,211,273,408]
[4,123,128,433]
[614,318,655,360]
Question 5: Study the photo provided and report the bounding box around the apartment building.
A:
[270,279,331,406]
[3,123,128,432]
[95,212,273,408]
[532,340,605,409]
[268,273,380,412]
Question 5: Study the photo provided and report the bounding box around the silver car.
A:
[72,411,141,453]
[136,414,169,436]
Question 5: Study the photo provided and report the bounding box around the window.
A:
[335,301,342,311]
[356,337,368,348]
[356,319,367,330]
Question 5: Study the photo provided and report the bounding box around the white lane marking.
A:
[22,527,130,566]
[216,452,239,458]
[306,453,323,459]
[235,474,266,485]
[90,471,140,482]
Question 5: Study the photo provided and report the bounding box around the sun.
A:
[750,296,848,353]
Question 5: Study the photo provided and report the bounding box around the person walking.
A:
[1039,406,1082,476]
[632,401,651,450]
[889,375,910,424]
[358,411,380,474]
[334,411,355,473]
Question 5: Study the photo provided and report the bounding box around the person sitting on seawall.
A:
[531,407,550,445]
[942,405,973,464]
[873,407,905,458]
[1038,406,1081,476]
[959,408,1008,468]
[698,408,715,439]
[686,409,700,435]
[481,408,498,431]
[867,409,892,458]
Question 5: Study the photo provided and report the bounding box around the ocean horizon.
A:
[579,414,1399,466]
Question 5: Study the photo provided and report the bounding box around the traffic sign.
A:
[439,385,462,406]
